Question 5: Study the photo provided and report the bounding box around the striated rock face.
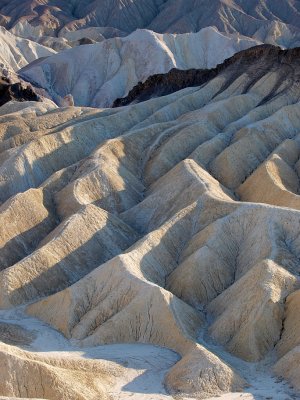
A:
[0,26,55,75]
[19,27,260,108]
[114,44,300,106]
[1,0,300,45]
[2,3,300,400]
[274,290,300,392]
[1,38,300,397]
[0,323,36,346]
[0,77,39,106]
[0,342,122,399]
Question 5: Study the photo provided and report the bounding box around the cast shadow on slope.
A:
[26,161,247,397]
[3,66,300,397]
[1,206,139,308]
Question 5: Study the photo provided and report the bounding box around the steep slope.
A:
[1,44,300,398]
[253,20,300,48]
[114,44,300,106]
[0,342,123,399]
[0,26,55,75]
[274,289,300,392]
[19,27,260,107]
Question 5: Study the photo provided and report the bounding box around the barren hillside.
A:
[0,44,300,398]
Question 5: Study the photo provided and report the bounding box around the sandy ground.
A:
[0,307,298,400]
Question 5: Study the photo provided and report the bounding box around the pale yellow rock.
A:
[167,203,300,313]
[274,346,300,392]
[27,252,245,397]
[276,290,300,358]
[237,139,300,209]
[0,188,55,270]
[122,159,234,233]
[208,261,299,361]
[0,342,122,400]
[0,204,138,307]
[210,101,300,190]
[1,60,300,398]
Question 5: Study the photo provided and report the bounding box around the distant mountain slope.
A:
[1,0,300,42]
[0,26,55,74]
[0,0,163,36]
[148,0,300,37]
[19,27,260,107]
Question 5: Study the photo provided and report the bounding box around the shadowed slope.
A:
[0,342,122,399]
[19,28,259,108]
[1,43,300,398]
[114,45,300,106]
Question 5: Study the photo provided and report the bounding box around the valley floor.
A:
[0,308,297,400]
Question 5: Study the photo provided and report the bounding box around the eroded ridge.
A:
[1,45,300,399]
[1,0,300,45]
[0,341,123,399]
[114,45,300,106]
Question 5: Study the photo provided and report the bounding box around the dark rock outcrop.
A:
[0,76,40,107]
[77,37,96,45]
[113,45,300,107]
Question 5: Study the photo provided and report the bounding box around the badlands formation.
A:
[1,2,300,400]
[19,28,260,107]
[0,41,300,399]
[0,0,300,43]
[1,1,300,109]
[0,27,55,75]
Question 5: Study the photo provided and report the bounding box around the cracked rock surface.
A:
[1,43,300,398]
